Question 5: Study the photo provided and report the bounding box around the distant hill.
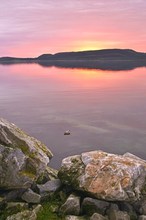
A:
[37,49,146,60]
[0,49,146,71]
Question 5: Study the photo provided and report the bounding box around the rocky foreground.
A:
[0,118,146,219]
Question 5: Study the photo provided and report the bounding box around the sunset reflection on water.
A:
[0,64,146,168]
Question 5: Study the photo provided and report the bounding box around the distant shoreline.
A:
[0,48,146,70]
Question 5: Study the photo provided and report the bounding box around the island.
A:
[1,48,146,70]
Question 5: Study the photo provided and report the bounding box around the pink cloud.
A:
[0,0,146,57]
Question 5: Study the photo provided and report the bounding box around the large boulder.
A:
[0,118,54,189]
[58,150,146,202]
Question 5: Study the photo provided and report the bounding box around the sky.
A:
[0,0,146,57]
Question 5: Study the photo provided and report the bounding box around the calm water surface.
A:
[0,64,146,168]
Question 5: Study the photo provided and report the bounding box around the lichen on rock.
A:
[0,118,55,189]
[58,150,146,202]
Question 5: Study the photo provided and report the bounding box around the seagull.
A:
[64,130,71,135]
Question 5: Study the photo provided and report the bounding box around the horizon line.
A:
[0,48,145,59]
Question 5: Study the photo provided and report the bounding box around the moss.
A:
[35,141,53,158]
[19,157,37,179]
[0,203,27,220]
[19,170,36,179]
[25,158,37,175]
[58,156,85,189]
[19,145,30,155]
[37,194,65,220]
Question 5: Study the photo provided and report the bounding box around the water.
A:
[0,63,146,168]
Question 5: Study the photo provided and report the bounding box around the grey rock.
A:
[108,209,130,220]
[0,118,54,189]
[36,166,58,184]
[4,202,29,218]
[6,210,37,220]
[21,189,41,203]
[119,202,137,219]
[139,216,146,220]
[81,197,109,215]
[32,204,43,215]
[90,213,108,220]
[65,216,86,220]
[6,202,28,210]
[123,153,146,162]
[109,203,119,211]
[140,199,146,215]
[0,196,4,203]
[58,150,146,202]
[6,203,43,220]
[6,203,42,220]
[60,194,80,216]
[133,197,146,215]
[4,189,26,202]
[37,179,61,195]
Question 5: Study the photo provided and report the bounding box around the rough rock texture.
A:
[6,210,37,220]
[6,202,28,211]
[81,197,109,215]
[6,204,42,220]
[58,150,146,202]
[119,202,137,219]
[90,213,108,220]
[0,118,54,189]
[108,209,130,220]
[21,189,41,203]
[60,194,80,216]
[37,179,61,195]
[139,216,146,220]
[139,199,146,215]
[2,189,26,202]
[65,216,86,220]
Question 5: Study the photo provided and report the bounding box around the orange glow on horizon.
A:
[72,40,122,53]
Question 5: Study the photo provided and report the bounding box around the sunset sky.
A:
[1,0,146,57]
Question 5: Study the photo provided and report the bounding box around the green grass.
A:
[37,195,65,220]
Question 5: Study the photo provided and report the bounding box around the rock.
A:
[108,209,130,220]
[60,194,80,215]
[58,150,146,202]
[107,203,130,220]
[65,216,86,220]
[6,202,28,210]
[81,197,109,215]
[32,204,43,215]
[0,118,53,189]
[119,202,137,219]
[6,210,37,220]
[3,189,26,202]
[108,203,119,211]
[4,202,29,218]
[37,179,61,196]
[36,166,58,184]
[90,213,108,220]
[139,216,146,220]
[64,130,71,135]
[123,153,146,162]
[140,199,146,215]
[6,203,42,220]
[0,196,4,203]
[21,188,41,203]
[133,197,146,215]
